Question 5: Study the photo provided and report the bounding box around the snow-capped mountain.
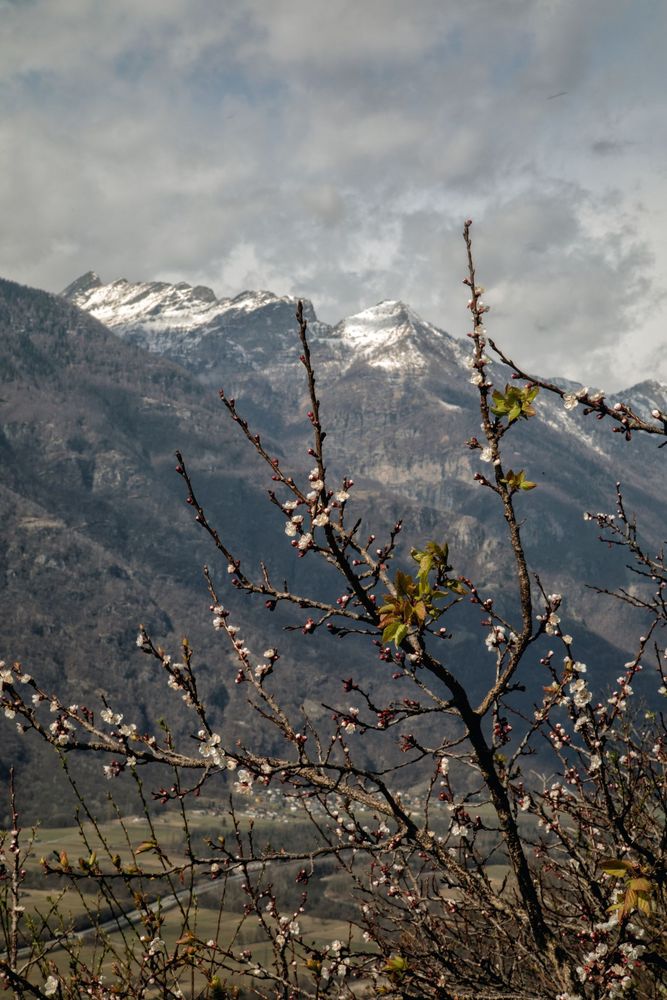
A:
[63,272,667,454]
[333,299,464,373]
[62,270,667,583]
[3,268,667,819]
[4,271,666,819]
[62,274,473,380]
[63,272,330,383]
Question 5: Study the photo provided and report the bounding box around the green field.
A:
[1,808,368,996]
[1,799,515,996]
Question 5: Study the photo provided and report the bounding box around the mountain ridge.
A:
[61,268,667,647]
[63,272,667,398]
[2,271,666,820]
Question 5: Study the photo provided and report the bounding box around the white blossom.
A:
[136,631,151,651]
[485,626,505,651]
[569,678,592,708]
[100,708,123,726]
[234,768,254,794]
[147,936,166,956]
[198,731,224,767]
[545,613,560,635]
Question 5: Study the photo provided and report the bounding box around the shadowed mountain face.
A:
[1,274,665,819]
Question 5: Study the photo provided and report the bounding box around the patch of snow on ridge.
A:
[63,274,308,335]
[339,300,408,343]
[616,380,667,421]
[339,300,431,345]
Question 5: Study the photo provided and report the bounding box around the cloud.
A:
[591,139,634,157]
[0,0,666,388]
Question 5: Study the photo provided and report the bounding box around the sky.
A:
[1,0,665,390]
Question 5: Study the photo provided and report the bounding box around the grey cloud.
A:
[300,185,347,227]
[591,139,634,157]
[0,0,666,388]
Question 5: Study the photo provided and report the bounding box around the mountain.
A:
[64,272,667,649]
[0,278,361,821]
[62,272,330,388]
[1,272,664,819]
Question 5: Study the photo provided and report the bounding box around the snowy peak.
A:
[61,270,102,298]
[335,299,455,372]
[339,300,420,342]
[615,379,667,421]
[62,274,314,334]
[63,272,467,379]
[63,275,216,331]
[61,273,326,378]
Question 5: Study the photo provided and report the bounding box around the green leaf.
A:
[628,877,653,893]
[383,955,409,977]
[624,887,639,912]
[490,384,540,423]
[601,858,633,877]
[135,840,158,855]
[637,893,653,915]
[419,554,432,578]
[382,622,401,643]
[413,601,427,622]
[502,469,537,493]
[394,623,408,647]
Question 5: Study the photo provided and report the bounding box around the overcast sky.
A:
[1,0,665,389]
